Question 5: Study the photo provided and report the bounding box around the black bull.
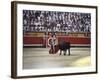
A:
[58,41,70,56]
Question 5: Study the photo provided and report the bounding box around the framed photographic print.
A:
[11,1,98,78]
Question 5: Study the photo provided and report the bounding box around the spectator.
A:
[23,10,91,33]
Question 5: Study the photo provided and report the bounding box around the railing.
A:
[24,32,91,38]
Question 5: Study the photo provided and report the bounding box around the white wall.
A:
[0,0,99,80]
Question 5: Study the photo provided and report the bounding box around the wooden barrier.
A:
[23,36,90,45]
[23,32,90,46]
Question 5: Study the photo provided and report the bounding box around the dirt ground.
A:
[23,47,91,69]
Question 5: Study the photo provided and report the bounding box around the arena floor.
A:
[23,47,91,69]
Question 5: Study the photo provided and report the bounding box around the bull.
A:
[58,41,70,56]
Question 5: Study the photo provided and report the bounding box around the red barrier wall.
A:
[58,37,90,44]
[23,37,43,44]
[23,36,90,45]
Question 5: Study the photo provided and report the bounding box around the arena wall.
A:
[23,36,90,46]
[23,32,90,47]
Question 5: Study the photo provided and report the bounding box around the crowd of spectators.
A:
[23,10,91,33]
